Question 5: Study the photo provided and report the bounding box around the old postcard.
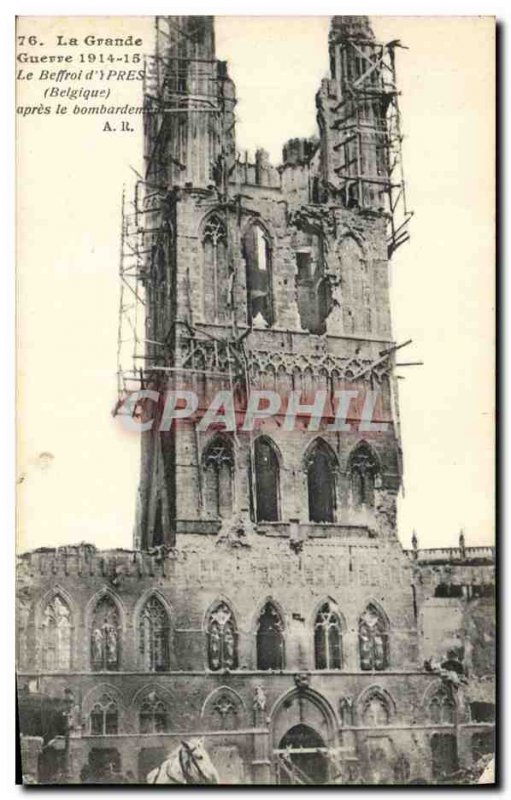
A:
[15,14,495,785]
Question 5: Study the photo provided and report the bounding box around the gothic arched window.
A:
[359,604,389,671]
[362,693,390,726]
[256,602,284,670]
[254,437,280,522]
[90,694,119,735]
[202,214,229,323]
[139,596,170,672]
[139,695,169,733]
[203,436,234,519]
[41,595,72,670]
[207,602,238,671]
[243,223,273,327]
[349,442,378,508]
[429,690,456,725]
[91,596,120,671]
[314,601,343,670]
[306,439,337,523]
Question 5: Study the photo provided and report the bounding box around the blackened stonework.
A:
[17,15,495,785]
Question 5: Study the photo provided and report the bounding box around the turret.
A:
[317,15,392,211]
[144,16,236,190]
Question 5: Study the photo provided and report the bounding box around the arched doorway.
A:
[276,724,328,785]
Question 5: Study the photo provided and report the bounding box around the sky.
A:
[16,16,494,553]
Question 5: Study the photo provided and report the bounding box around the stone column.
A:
[251,686,271,784]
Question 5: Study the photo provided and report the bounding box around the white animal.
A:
[147,738,219,785]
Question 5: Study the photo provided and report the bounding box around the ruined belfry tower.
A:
[131,15,411,551]
[17,16,495,785]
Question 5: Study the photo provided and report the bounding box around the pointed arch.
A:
[357,685,395,726]
[201,211,229,323]
[336,233,366,281]
[304,438,338,523]
[256,600,285,670]
[83,684,124,736]
[200,685,246,718]
[204,598,238,671]
[130,683,174,734]
[270,686,338,752]
[201,686,247,731]
[358,601,390,671]
[348,441,380,508]
[37,587,75,671]
[130,682,176,709]
[426,684,456,725]
[313,599,344,670]
[35,584,78,626]
[202,433,234,520]
[85,587,126,631]
[254,435,281,522]
[242,220,274,327]
[135,591,172,673]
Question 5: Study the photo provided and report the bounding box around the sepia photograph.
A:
[15,12,495,785]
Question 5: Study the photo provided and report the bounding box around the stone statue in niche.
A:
[105,624,118,665]
[92,628,103,663]
[253,685,266,714]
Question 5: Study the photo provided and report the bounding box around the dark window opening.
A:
[277,725,328,785]
[471,731,494,765]
[255,438,280,522]
[349,442,378,508]
[306,441,336,523]
[434,584,464,598]
[471,584,494,599]
[85,748,122,784]
[431,733,458,780]
[256,602,284,670]
[294,229,328,334]
[296,251,313,283]
[470,702,495,723]
[243,224,273,326]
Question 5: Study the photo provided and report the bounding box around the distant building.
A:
[16,16,495,785]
